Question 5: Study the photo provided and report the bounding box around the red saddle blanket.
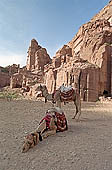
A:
[39,114,52,130]
[60,88,74,101]
[55,112,68,132]
[40,107,68,132]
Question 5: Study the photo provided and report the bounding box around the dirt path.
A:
[0,100,112,170]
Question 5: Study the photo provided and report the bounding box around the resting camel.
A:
[22,107,68,152]
[36,84,81,120]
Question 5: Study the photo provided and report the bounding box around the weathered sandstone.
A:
[1,1,112,102]
[26,39,51,71]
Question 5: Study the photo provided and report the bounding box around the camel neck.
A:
[42,89,49,98]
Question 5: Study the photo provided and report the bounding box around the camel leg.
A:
[52,102,55,107]
[42,129,57,138]
[54,91,61,108]
[76,111,81,121]
[45,97,47,103]
[42,117,57,138]
[77,101,81,120]
[72,102,79,119]
[76,96,81,121]
[73,96,81,121]
[36,120,46,134]
[56,100,61,108]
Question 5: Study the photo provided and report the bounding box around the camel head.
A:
[22,133,39,153]
[22,134,34,153]
[36,84,47,92]
[22,139,31,153]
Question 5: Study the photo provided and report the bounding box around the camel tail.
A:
[78,70,82,94]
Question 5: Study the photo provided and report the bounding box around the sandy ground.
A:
[0,99,112,170]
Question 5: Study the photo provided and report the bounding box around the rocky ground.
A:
[0,99,112,170]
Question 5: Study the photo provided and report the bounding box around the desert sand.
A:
[0,99,112,170]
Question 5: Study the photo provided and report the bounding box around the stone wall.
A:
[44,68,56,93]
[80,68,100,102]
[0,64,19,88]
[0,72,10,88]
[10,73,23,88]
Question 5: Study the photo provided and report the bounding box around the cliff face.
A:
[47,0,112,100]
[67,0,112,96]
[9,1,112,101]
[91,0,112,22]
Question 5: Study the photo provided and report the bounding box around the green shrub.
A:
[0,91,20,100]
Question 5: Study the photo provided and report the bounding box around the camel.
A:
[36,85,53,103]
[36,84,81,120]
[22,107,68,152]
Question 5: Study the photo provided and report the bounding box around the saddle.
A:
[60,85,73,93]
[39,114,52,130]
[44,107,68,132]
[60,86,74,101]
[55,112,68,132]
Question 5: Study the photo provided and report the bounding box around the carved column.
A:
[87,73,89,102]
[111,48,112,96]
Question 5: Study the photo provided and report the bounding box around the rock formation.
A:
[0,64,20,88]
[26,39,51,71]
[1,1,112,102]
[67,0,112,97]
[10,40,50,89]
[0,71,10,88]
[44,0,112,101]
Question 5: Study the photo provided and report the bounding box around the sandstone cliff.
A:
[26,39,51,71]
[5,1,112,102]
[66,0,112,97]
[44,0,112,100]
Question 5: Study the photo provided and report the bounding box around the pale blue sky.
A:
[0,0,109,67]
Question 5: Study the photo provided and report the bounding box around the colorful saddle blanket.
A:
[55,112,68,132]
[39,107,68,133]
[39,114,52,130]
[60,88,74,101]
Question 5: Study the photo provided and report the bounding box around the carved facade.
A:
[44,1,112,101]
